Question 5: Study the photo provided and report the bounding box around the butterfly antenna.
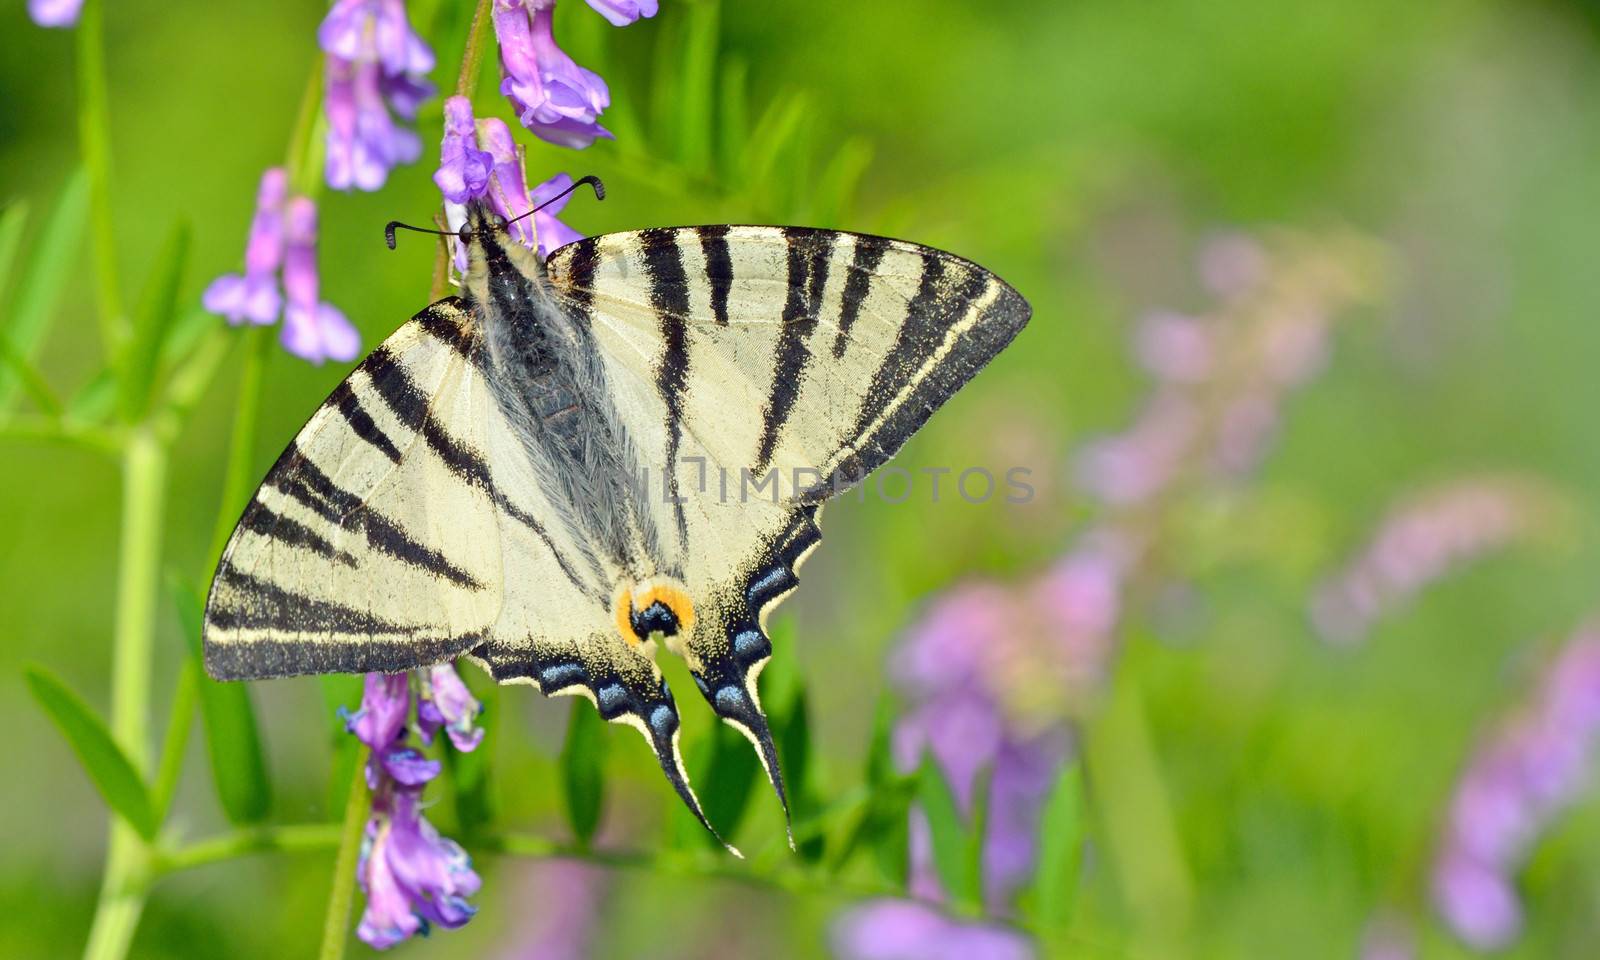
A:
[503,174,606,231]
[384,175,604,250]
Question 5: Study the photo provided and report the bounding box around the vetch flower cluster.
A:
[1431,621,1600,950]
[492,0,655,149]
[344,666,486,949]
[203,168,359,365]
[319,0,437,191]
[1077,231,1375,506]
[434,96,585,270]
[1311,475,1553,646]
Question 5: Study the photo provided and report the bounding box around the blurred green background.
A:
[5,0,1600,956]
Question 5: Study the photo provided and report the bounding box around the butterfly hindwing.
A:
[546,226,1029,826]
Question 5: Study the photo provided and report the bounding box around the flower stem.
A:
[455,0,495,99]
[75,0,126,358]
[318,755,370,960]
[206,327,268,565]
[82,428,168,960]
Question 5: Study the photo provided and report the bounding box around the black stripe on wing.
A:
[639,228,694,546]
[752,229,834,477]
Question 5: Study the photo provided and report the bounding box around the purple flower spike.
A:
[202,168,288,327]
[28,0,83,28]
[348,672,412,750]
[320,0,435,192]
[358,791,481,949]
[494,1,613,149]
[419,663,485,752]
[582,0,659,27]
[280,197,361,365]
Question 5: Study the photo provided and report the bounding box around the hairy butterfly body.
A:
[203,203,1030,846]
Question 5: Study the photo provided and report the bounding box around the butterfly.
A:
[202,195,1029,850]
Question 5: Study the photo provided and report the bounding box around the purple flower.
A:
[320,0,435,191]
[434,97,586,270]
[1312,476,1551,645]
[1430,623,1600,950]
[831,900,1033,960]
[344,665,486,950]
[418,663,485,752]
[202,168,288,327]
[279,198,360,365]
[358,788,481,949]
[582,0,658,26]
[495,860,608,960]
[28,0,82,28]
[494,1,613,149]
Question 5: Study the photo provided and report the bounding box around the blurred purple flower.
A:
[582,0,658,27]
[1079,231,1370,507]
[831,900,1033,960]
[320,0,435,191]
[279,198,360,365]
[495,860,608,960]
[344,665,485,950]
[28,0,82,28]
[494,1,613,149]
[1312,477,1550,645]
[1430,623,1600,950]
[435,96,585,270]
[202,168,288,327]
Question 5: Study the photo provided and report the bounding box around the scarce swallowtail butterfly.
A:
[203,197,1030,850]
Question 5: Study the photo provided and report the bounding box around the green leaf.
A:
[0,169,89,412]
[777,686,824,860]
[66,369,117,424]
[0,201,29,303]
[917,755,982,907]
[696,718,759,847]
[24,664,158,840]
[677,0,720,172]
[828,694,913,879]
[173,577,271,824]
[1032,760,1086,933]
[444,672,496,840]
[119,220,190,421]
[560,698,607,846]
[809,137,873,225]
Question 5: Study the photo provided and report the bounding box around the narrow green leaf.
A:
[716,57,749,180]
[829,694,912,877]
[741,92,810,216]
[66,369,117,424]
[918,755,980,907]
[560,698,607,846]
[809,137,873,225]
[24,664,158,840]
[677,0,720,172]
[777,686,824,860]
[173,577,271,824]
[0,169,89,411]
[119,220,190,421]
[1032,760,1086,932]
[0,201,29,302]
[697,718,759,846]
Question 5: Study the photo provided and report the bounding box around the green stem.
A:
[206,327,267,565]
[318,756,370,960]
[153,824,345,876]
[82,429,167,960]
[0,414,122,455]
[455,0,495,99]
[76,0,125,358]
[285,58,326,199]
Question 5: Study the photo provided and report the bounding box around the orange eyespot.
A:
[612,577,696,644]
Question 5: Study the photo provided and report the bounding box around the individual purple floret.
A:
[279,198,360,365]
[493,0,613,149]
[344,665,485,950]
[1430,623,1600,950]
[831,899,1033,960]
[28,0,82,28]
[434,96,586,271]
[1311,476,1551,645]
[582,0,658,27]
[202,168,289,327]
[319,0,435,191]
